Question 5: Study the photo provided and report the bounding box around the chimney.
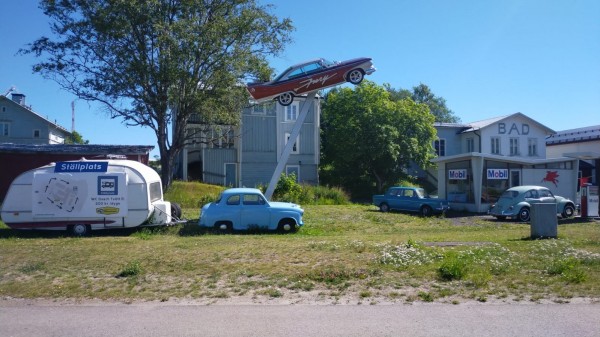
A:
[11,93,26,106]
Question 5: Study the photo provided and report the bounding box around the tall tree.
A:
[23,0,293,189]
[321,81,436,197]
[384,83,460,123]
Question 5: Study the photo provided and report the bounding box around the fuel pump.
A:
[581,184,599,218]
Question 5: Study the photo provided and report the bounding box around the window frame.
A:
[284,102,299,122]
[509,137,519,156]
[285,132,300,154]
[491,137,501,155]
[434,138,446,156]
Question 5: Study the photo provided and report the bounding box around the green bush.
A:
[438,253,468,281]
[272,173,350,205]
[117,260,143,278]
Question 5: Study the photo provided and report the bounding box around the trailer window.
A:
[149,182,162,202]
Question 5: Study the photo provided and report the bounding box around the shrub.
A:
[117,260,143,278]
[438,253,468,281]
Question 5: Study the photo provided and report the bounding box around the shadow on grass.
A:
[0,220,298,238]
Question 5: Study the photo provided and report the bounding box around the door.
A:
[510,170,521,188]
[224,163,237,187]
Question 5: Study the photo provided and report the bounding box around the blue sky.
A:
[1,1,599,159]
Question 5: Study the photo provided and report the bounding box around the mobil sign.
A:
[449,169,467,180]
[487,169,508,179]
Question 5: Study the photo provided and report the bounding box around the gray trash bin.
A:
[530,203,558,239]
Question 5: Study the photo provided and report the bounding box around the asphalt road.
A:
[1,301,599,337]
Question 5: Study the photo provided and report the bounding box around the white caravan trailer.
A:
[1,159,180,235]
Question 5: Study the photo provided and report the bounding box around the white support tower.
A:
[264,90,318,200]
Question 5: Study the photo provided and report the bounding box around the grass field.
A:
[1,183,599,304]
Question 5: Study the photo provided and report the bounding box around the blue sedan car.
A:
[372,186,450,216]
[199,188,304,232]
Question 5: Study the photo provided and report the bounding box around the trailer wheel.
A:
[69,224,90,237]
[170,203,182,220]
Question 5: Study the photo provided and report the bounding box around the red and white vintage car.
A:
[246,57,376,106]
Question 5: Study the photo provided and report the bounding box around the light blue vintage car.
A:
[198,188,304,232]
[488,185,576,222]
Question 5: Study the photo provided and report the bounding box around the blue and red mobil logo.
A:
[449,169,467,180]
[487,169,508,179]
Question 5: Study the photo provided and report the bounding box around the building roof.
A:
[0,94,71,135]
[0,143,154,156]
[546,125,600,145]
[457,112,555,135]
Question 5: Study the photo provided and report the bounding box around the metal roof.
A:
[546,125,600,145]
[0,143,154,155]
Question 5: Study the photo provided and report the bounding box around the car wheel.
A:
[420,205,433,217]
[69,224,90,237]
[562,204,575,218]
[215,221,232,233]
[347,69,364,85]
[518,207,530,222]
[278,219,297,233]
[170,202,182,220]
[277,92,294,106]
[495,216,507,220]
[379,203,389,212]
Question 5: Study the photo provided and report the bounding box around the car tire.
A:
[69,224,90,237]
[562,204,575,218]
[518,207,530,222]
[420,205,433,217]
[277,92,294,106]
[278,219,297,233]
[215,221,232,233]
[347,69,364,85]
[379,203,389,212]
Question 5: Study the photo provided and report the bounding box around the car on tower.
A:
[246,57,376,106]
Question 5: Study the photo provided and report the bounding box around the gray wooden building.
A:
[177,95,321,188]
[1,92,71,144]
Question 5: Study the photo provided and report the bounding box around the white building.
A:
[429,113,579,212]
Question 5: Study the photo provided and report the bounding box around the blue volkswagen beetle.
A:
[199,188,304,232]
[488,185,576,222]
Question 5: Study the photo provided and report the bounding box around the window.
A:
[285,133,299,154]
[149,182,162,202]
[491,137,501,155]
[286,165,300,182]
[509,138,519,156]
[466,137,474,152]
[0,122,9,137]
[33,129,41,138]
[285,102,299,121]
[252,104,266,115]
[434,139,445,156]
[243,194,265,205]
[226,195,240,205]
[528,138,537,156]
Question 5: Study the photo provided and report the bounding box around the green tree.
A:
[64,130,89,144]
[321,81,436,197]
[384,83,460,123]
[23,0,293,189]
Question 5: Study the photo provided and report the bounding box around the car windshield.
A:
[499,190,519,199]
